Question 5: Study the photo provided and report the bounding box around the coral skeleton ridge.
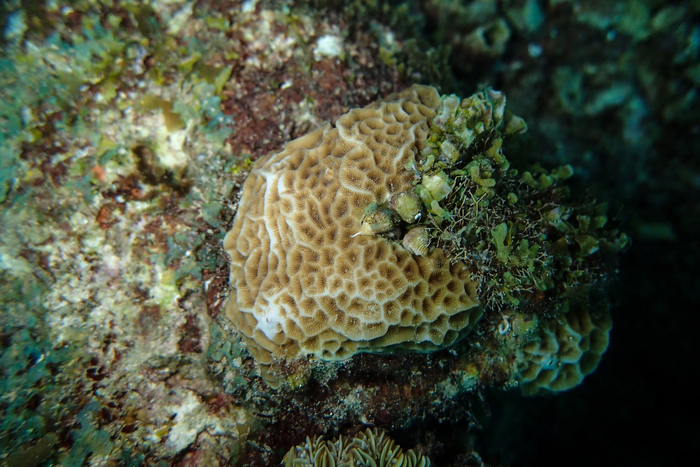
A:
[224,85,482,366]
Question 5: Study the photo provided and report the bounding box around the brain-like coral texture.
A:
[283,427,431,467]
[224,85,481,365]
[516,302,612,395]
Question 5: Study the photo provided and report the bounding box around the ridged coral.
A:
[283,427,430,467]
[516,302,613,395]
[223,85,482,366]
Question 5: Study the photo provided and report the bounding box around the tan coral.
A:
[223,85,482,366]
[516,302,612,395]
[283,427,431,467]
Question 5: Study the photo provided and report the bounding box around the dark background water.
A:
[483,244,698,465]
[410,0,700,464]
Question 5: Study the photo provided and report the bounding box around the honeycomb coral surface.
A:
[224,85,481,363]
[516,303,612,395]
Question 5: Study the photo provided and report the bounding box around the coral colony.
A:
[224,85,626,392]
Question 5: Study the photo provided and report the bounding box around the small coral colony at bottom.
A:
[222,85,627,395]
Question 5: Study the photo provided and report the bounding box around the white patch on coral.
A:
[165,390,235,453]
[166,391,204,452]
[241,0,259,13]
[99,244,124,277]
[151,265,181,307]
[241,10,298,69]
[0,250,32,275]
[157,124,190,172]
[314,34,344,60]
[167,2,194,35]
[255,300,286,340]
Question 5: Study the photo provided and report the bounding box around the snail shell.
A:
[402,226,430,256]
